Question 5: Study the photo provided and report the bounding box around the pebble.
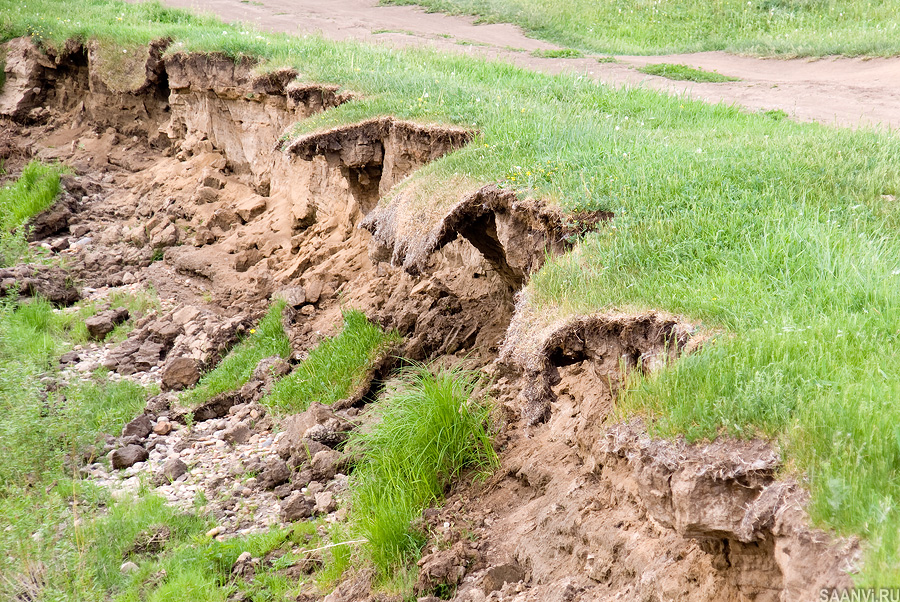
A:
[120,561,139,574]
[205,526,224,538]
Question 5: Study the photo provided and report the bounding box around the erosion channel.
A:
[0,37,858,602]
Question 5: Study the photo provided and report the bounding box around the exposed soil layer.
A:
[1,37,858,601]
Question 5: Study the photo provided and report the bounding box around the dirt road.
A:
[150,0,900,129]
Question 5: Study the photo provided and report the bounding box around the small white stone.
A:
[120,561,139,574]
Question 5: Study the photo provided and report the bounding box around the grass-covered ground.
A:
[2,0,900,585]
[382,0,900,56]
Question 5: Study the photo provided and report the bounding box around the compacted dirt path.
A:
[150,0,900,129]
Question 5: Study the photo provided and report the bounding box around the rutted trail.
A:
[146,0,900,129]
[0,36,859,601]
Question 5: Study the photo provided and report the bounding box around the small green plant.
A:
[263,309,401,413]
[181,301,291,407]
[762,108,788,121]
[0,160,65,267]
[346,364,497,573]
[150,247,165,262]
[530,47,583,58]
[596,56,618,64]
[637,63,739,83]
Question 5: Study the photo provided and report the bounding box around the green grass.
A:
[382,0,900,56]
[180,301,290,407]
[8,488,322,601]
[0,294,154,600]
[0,292,317,601]
[637,62,740,83]
[0,160,64,266]
[0,160,64,231]
[530,47,582,58]
[263,310,401,413]
[346,365,497,574]
[3,0,900,584]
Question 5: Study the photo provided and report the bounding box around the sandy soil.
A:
[146,0,900,130]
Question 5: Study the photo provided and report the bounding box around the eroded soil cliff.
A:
[0,37,857,601]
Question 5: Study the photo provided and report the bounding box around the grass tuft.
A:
[346,365,497,573]
[180,300,290,407]
[0,160,65,266]
[637,62,740,83]
[263,309,401,413]
[530,47,583,58]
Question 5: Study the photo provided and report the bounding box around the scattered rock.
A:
[27,195,76,241]
[416,541,480,595]
[111,444,149,469]
[152,417,172,435]
[120,561,139,574]
[276,404,353,459]
[252,356,291,382]
[310,449,344,481]
[160,356,201,391]
[258,457,290,490]
[481,563,525,594]
[59,351,80,365]
[223,422,251,445]
[314,491,336,514]
[0,264,80,306]
[280,491,315,522]
[122,414,153,439]
[157,457,188,483]
[273,483,294,499]
[206,526,224,538]
[85,307,129,340]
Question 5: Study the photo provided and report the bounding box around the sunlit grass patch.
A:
[637,62,739,83]
[346,365,497,573]
[0,160,65,266]
[181,301,290,407]
[530,47,583,58]
[381,0,900,57]
[263,309,400,414]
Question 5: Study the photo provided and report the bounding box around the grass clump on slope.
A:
[637,63,739,83]
[263,309,401,413]
[0,160,64,266]
[346,365,497,573]
[181,301,290,407]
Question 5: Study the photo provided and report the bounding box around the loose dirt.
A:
[150,0,900,129]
